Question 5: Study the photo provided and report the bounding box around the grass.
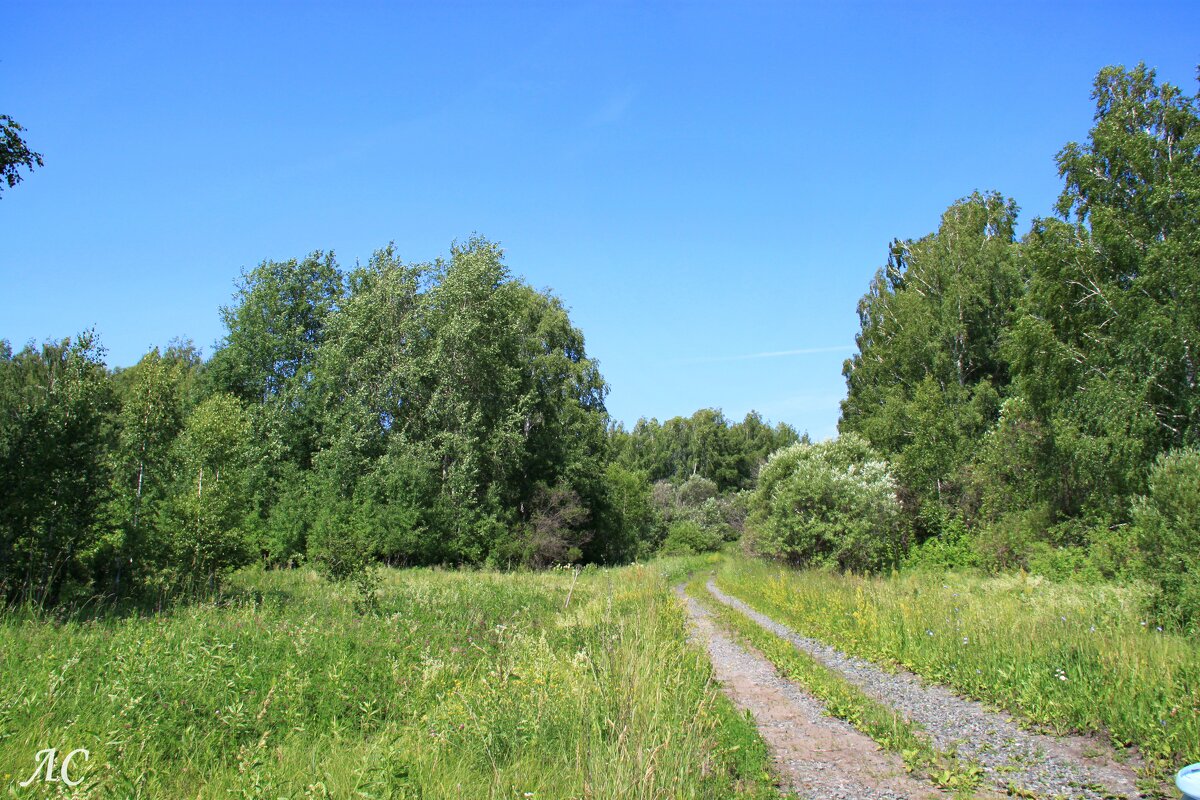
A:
[713,556,1200,791]
[0,557,782,799]
[684,573,985,796]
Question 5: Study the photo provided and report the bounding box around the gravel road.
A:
[706,580,1143,800]
[679,586,948,800]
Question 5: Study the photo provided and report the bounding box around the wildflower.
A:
[962,636,969,644]
[1089,625,1096,633]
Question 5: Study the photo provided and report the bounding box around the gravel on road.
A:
[706,580,1143,800]
[679,586,948,800]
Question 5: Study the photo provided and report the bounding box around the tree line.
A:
[750,64,1197,626]
[0,238,794,607]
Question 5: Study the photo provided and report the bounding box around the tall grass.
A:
[714,557,1200,788]
[1,560,779,798]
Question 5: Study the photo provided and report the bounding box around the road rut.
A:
[705,580,1144,800]
[680,586,948,799]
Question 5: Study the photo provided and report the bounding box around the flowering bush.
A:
[747,433,902,572]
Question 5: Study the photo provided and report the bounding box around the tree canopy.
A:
[838,64,1200,611]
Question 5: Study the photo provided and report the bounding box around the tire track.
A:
[678,586,948,800]
[706,580,1142,800]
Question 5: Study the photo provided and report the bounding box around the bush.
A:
[647,476,742,553]
[971,504,1051,572]
[522,484,591,568]
[1132,447,1200,630]
[903,515,978,571]
[659,520,723,556]
[677,474,718,506]
[594,464,663,562]
[747,434,901,572]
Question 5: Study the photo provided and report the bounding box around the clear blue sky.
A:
[3,1,1197,439]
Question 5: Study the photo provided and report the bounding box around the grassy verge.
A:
[684,573,985,796]
[1,561,781,799]
[713,557,1199,791]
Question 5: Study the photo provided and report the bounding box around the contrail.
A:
[679,345,854,365]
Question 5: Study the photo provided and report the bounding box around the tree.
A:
[610,409,799,490]
[0,115,43,197]
[1133,447,1200,629]
[208,251,343,467]
[159,394,255,591]
[102,347,195,595]
[308,237,610,569]
[593,464,663,562]
[1007,64,1200,521]
[0,333,113,605]
[841,192,1021,531]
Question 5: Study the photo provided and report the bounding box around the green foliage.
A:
[611,409,799,492]
[971,505,1053,573]
[1133,447,1200,629]
[902,514,978,572]
[647,474,747,556]
[660,519,723,556]
[306,238,611,571]
[0,332,113,606]
[748,434,902,572]
[841,192,1022,529]
[103,346,197,595]
[593,463,664,562]
[0,114,43,196]
[1005,64,1200,522]
[840,65,1200,576]
[209,251,343,411]
[158,394,256,591]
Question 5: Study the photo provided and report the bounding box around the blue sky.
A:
[3,1,1198,440]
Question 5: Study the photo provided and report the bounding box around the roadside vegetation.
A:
[713,556,1197,790]
[831,65,1200,627]
[685,573,985,795]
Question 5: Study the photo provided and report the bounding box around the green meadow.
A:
[0,558,778,799]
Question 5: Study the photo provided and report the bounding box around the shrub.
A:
[971,504,1051,572]
[747,434,901,572]
[903,515,978,571]
[1132,447,1200,629]
[660,520,723,556]
[677,474,718,506]
[523,484,591,568]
